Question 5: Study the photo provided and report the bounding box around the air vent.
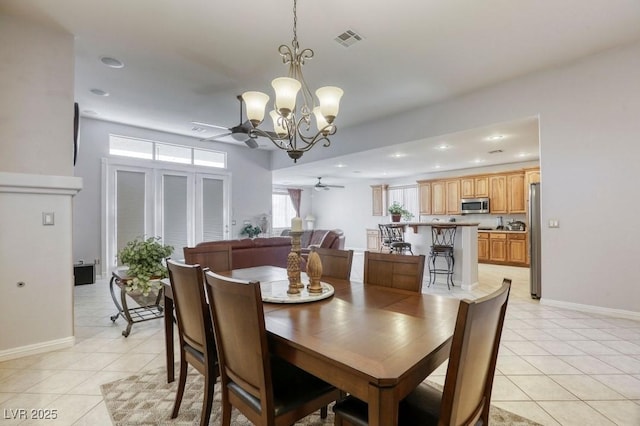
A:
[488,149,503,154]
[334,30,363,47]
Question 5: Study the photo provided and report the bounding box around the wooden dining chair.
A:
[333,278,512,426]
[204,270,342,426]
[166,260,219,426]
[313,247,354,280]
[183,244,232,272]
[363,251,426,293]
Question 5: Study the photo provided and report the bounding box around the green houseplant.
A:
[240,224,262,238]
[118,237,173,296]
[388,202,414,222]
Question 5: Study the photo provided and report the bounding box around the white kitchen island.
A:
[397,222,479,290]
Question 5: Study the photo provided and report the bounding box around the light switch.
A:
[548,219,559,228]
[42,212,55,226]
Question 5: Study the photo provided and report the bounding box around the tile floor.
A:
[0,253,639,425]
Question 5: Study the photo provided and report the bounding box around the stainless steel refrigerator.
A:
[529,182,541,299]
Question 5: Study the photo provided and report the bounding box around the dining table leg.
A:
[163,289,175,383]
[368,384,398,426]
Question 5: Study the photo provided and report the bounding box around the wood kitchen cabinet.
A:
[431,181,446,215]
[445,179,460,214]
[418,181,431,215]
[489,175,507,213]
[371,184,387,216]
[478,232,489,262]
[479,231,528,266]
[507,173,526,213]
[366,228,381,251]
[461,176,489,198]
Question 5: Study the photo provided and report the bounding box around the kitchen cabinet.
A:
[431,181,446,215]
[479,231,528,266]
[371,184,387,216]
[366,229,381,251]
[489,175,507,213]
[461,176,489,199]
[507,173,526,213]
[524,168,540,211]
[478,232,489,262]
[418,181,431,215]
[445,179,460,215]
[489,232,507,262]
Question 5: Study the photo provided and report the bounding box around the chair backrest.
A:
[166,259,214,355]
[431,224,456,247]
[313,247,354,280]
[378,224,405,244]
[440,279,511,426]
[204,271,274,421]
[183,244,232,272]
[363,251,425,292]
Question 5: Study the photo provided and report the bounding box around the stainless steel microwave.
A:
[460,197,490,214]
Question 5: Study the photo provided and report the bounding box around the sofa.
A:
[280,229,345,255]
[190,237,292,269]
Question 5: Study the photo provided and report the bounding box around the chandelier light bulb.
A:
[313,107,331,134]
[270,110,288,137]
[316,86,344,123]
[242,91,270,126]
[272,77,301,117]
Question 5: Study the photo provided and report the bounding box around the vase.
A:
[391,214,401,222]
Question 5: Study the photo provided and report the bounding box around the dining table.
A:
[163,265,460,426]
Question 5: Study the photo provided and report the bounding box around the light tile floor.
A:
[0,254,638,425]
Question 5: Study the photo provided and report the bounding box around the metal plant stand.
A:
[109,270,164,337]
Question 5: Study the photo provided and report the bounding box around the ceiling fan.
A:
[314,177,345,191]
[197,95,276,149]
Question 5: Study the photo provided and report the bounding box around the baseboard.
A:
[461,281,479,291]
[0,336,75,362]
[541,298,640,321]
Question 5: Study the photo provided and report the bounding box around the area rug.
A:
[101,367,541,425]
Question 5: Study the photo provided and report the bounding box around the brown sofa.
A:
[189,237,292,269]
[280,229,345,254]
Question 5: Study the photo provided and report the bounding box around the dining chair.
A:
[183,244,232,272]
[313,247,354,280]
[203,270,342,426]
[166,259,219,426]
[363,251,426,293]
[333,278,512,426]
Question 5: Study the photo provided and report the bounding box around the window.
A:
[388,185,418,219]
[272,192,297,228]
[109,135,226,168]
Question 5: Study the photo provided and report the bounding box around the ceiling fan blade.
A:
[200,132,231,141]
[192,121,229,131]
[325,184,345,188]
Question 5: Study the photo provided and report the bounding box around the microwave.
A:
[460,197,490,214]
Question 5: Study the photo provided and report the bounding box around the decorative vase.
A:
[306,251,323,294]
[391,214,401,223]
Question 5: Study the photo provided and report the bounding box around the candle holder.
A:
[287,230,305,291]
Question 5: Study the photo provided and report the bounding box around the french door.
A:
[103,159,230,271]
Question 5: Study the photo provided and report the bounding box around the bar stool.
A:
[428,224,456,289]
[379,224,413,255]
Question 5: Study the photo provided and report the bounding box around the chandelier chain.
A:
[292,0,298,49]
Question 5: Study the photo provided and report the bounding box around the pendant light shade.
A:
[272,77,301,117]
[242,91,270,126]
[316,86,344,123]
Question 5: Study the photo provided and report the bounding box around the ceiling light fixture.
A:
[242,0,343,163]
[488,135,504,140]
[436,143,450,150]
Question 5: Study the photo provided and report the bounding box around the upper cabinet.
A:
[371,184,387,216]
[489,175,507,213]
[507,173,526,213]
[431,181,446,215]
[445,179,460,214]
[461,176,489,199]
[418,181,431,215]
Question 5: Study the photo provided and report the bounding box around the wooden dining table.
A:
[163,265,460,426]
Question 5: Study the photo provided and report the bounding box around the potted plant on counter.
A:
[241,224,262,238]
[388,202,414,222]
[117,236,173,298]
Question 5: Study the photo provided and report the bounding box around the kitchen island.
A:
[393,222,479,290]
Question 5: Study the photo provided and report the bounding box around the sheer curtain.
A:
[287,188,302,217]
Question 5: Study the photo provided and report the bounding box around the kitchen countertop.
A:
[478,229,527,234]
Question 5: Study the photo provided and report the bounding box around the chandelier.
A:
[242,0,343,163]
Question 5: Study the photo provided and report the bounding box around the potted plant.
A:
[388,202,414,222]
[240,224,262,238]
[117,237,173,297]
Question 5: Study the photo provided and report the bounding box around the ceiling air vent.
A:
[334,30,363,48]
[488,149,503,154]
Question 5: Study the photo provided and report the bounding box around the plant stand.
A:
[109,270,164,337]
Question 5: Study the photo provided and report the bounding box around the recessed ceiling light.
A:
[472,158,485,164]
[90,88,109,96]
[391,153,406,158]
[334,163,347,168]
[436,143,450,150]
[100,56,124,68]
[488,135,504,141]
[517,152,530,158]
[434,164,441,169]
[82,109,98,116]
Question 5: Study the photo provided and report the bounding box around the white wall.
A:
[0,16,81,357]
[290,42,640,315]
[73,119,275,272]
